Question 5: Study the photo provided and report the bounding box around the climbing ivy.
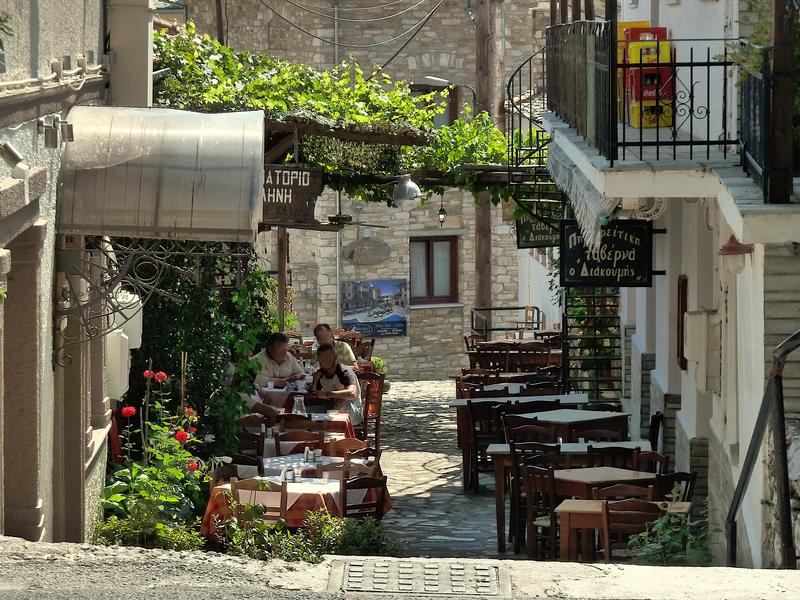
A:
[153,23,516,205]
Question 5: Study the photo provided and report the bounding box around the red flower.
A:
[189,426,198,434]
[184,407,195,417]
[121,406,136,418]
[143,370,154,379]
[154,371,168,383]
[175,430,189,444]
[187,461,198,473]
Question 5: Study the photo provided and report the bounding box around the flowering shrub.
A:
[101,370,209,548]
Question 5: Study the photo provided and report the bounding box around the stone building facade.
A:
[187,1,542,379]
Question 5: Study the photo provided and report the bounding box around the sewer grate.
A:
[329,558,509,597]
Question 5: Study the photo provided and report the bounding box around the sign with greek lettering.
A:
[262,165,324,226]
[559,219,653,287]
[341,239,392,265]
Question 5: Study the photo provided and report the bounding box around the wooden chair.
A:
[355,339,375,360]
[592,483,655,500]
[231,454,262,478]
[284,330,303,344]
[356,372,385,451]
[237,413,272,430]
[278,417,325,432]
[508,444,561,553]
[346,446,382,464]
[340,475,388,520]
[330,437,367,457]
[336,330,363,353]
[599,498,663,561]
[584,402,622,412]
[504,420,558,444]
[275,430,324,456]
[465,399,501,493]
[461,368,501,382]
[654,471,696,502]
[522,462,560,559]
[521,382,562,396]
[501,399,561,417]
[647,411,664,451]
[586,445,640,469]
[576,427,626,442]
[464,334,484,352]
[635,451,670,474]
[230,477,288,522]
[315,460,376,480]
[237,431,266,458]
[475,347,510,371]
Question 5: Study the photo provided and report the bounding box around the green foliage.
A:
[153,23,515,206]
[370,355,389,376]
[93,515,205,551]
[220,507,402,563]
[627,497,714,566]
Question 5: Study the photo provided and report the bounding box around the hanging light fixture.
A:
[719,234,754,275]
[391,175,422,207]
[438,196,447,227]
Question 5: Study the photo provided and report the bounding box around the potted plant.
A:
[370,355,390,393]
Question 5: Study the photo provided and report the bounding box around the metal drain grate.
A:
[329,559,508,597]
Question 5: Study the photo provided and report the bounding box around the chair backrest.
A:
[346,446,382,466]
[275,430,324,456]
[576,427,626,442]
[330,437,368,457]
[586,445,640,469]
[230,477,288,521]
[507,399,561,415]
[340,475,388,520]
[654,471,696,502]
[279,417,325,432]
[464,334,484,351]
[521,382,563,396]
[505,421,558,444]
[357,371,385,450]
[232,453,262,478]
[466,399,500,441]
[316,460,376,480]
[355,339,375,360]
[592,483,655,500]
[648,411,664,452]
[585,402,622,412]
[635,450,670,474]
[600,498,663,561]
[276,413,312,427]
[523,463,559,516]
[237,431,265,457]
[284,330,303,344]
[509,441,560,484]
[455,379,481,399]
[336,330,363,351]
[461,368,501,382]
[475,347,510,371]
[237,413,271,430]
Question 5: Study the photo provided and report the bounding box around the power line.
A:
[256,0,443,48]
[371,0,443,73]
[290,0,412,12]
[285,0,432,22]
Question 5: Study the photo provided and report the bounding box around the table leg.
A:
[580,525,594,562]
[494,458,506,553]
[457,408,470,492]
[559,512,571,561]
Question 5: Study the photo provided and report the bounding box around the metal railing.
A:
[545,22,739,164]
[726,329,800,569]
[470,306,544,340]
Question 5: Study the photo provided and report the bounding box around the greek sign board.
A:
[341,238,392,265]
[559,219,653,287]
[516,217,559,248]
[262,165,324,226]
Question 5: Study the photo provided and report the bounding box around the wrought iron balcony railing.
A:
[545,21,739,165]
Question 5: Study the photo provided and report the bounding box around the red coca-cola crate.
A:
[623,26,669,44]
[625,67,674,101]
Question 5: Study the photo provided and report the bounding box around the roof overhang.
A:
[57,106,264,242]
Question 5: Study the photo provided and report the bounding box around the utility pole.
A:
[474,0,504,330]
[215,0,225,43]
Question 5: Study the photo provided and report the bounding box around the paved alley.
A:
[379,380,503,558]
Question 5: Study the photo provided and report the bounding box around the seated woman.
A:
[312,323,357,367]
[242,333,305,416]
[311,343,363,426]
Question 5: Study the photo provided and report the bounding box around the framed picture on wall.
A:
[341,278,408,337]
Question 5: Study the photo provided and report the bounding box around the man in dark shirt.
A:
[311,343,363,425]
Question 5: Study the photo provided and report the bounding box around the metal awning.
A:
[57,106,264,242]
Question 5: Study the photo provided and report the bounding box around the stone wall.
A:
[676,418,709,519]
[650,376,681,462]
[630,345,655,442]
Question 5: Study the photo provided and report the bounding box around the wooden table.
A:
[486,441,651,553]
[450,394,589,494]
[555,499,691,562]
[516,409,630,443]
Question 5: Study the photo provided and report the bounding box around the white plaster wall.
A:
[517,250,560,330]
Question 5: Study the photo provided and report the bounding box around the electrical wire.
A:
[256,0,443,48]
[289,0,412,12]
[369,0,443,73]
[285,0,432,22]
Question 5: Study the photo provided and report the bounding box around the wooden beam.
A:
[584,0,595,20]
[560,0,568,24]
[571,0,581,22]
[265,119,428,146]
[277,226,289,330]
[550,0,558,26]
[264,134,295,164]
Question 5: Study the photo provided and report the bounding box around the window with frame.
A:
[410,85,457,129]
[410,236,459,304]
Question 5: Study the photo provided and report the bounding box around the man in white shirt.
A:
[311,343,363,426]
[243,333,305,415]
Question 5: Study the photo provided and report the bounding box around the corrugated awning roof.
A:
[57,106,264,242]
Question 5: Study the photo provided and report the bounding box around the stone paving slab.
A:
[381,381,505,558]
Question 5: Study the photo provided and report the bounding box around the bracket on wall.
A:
[52,236,252,368]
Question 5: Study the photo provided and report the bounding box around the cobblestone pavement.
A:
[380,380,505,558]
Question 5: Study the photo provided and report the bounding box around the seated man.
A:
[311,343,363,426]
[243,333,305,416]
[312,323,357,367]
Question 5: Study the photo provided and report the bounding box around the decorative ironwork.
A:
[53,237,252,367]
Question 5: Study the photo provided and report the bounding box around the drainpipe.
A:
[108,0,154,107]
[334,1,342,326]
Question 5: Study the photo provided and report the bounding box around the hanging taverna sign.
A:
[559,219,653,287]
[262,164,325,229]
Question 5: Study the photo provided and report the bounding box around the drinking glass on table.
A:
[292,395,307,417]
